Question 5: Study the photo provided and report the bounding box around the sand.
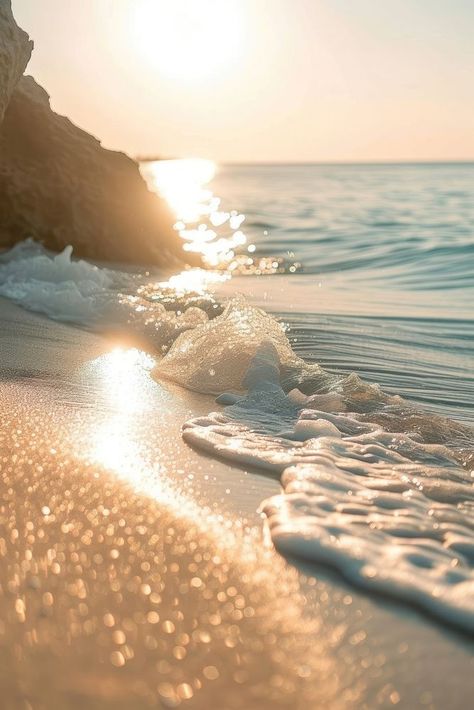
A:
[0,297,472,709]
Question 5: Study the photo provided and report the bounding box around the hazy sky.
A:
[13,0,474,162]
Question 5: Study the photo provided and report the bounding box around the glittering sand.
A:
[0,299,472,709]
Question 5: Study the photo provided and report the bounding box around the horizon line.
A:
[138,156,474,167]
[221,158,474,167]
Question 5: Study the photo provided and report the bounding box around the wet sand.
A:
[0,298,473,709]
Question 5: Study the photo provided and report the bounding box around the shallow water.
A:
[215,162,474,287]
[208,162,474,421]
[0,160,473,633]
[142,160,474,421]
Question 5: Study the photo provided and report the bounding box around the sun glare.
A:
[141,157,249,267]
[131,0,245,83]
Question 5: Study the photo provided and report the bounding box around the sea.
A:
[0,160,473,633]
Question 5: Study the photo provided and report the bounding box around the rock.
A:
[0,0,32,123]
[0,1,190,266]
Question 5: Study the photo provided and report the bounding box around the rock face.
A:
[0,0,187,266]
[0,0,32,123]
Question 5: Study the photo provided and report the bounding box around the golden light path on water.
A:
[140,158,299,294]
[143,158,248,267]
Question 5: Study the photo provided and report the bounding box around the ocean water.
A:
[1,160,473,633]
[210,162,474,422]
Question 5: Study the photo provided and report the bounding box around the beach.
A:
[1,297,473,709]
[2,2,474,707]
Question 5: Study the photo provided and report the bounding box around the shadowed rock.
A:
[0,0,190,266]
[0,0,32,123]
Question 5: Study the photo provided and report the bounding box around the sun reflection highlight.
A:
[140,158,302,302]
[142,158,247,267]
[80,347,252,548]
[145,158,217,224]
[93,419,145,476]
[99,347,156,410]
[158,268,230,296]
[86,348,158,481]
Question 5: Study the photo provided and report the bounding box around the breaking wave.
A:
[0,239,115,322]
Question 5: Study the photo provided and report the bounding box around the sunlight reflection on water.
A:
[159,268,230,295]
[142,158,247,266]
[140,158,300,284]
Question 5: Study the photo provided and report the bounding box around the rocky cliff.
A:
[0,0,31,123]
[0,0,187,266]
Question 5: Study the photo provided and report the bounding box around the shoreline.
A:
[0,297,473,708]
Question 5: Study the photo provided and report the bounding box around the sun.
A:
[131,0,245,83]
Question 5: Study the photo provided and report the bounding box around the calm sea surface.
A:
[143,161,474,424]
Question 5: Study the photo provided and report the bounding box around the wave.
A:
[1,240,473,632]
[0,241,216,351]
[0,239,115,322]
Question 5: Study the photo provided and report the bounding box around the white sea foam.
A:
[263,464,474,631]
[0,241,211,348]
[0,239,114,322]
[153,297,323,394]
[183,341,474,632]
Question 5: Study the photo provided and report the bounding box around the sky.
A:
[12,0,474,163]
